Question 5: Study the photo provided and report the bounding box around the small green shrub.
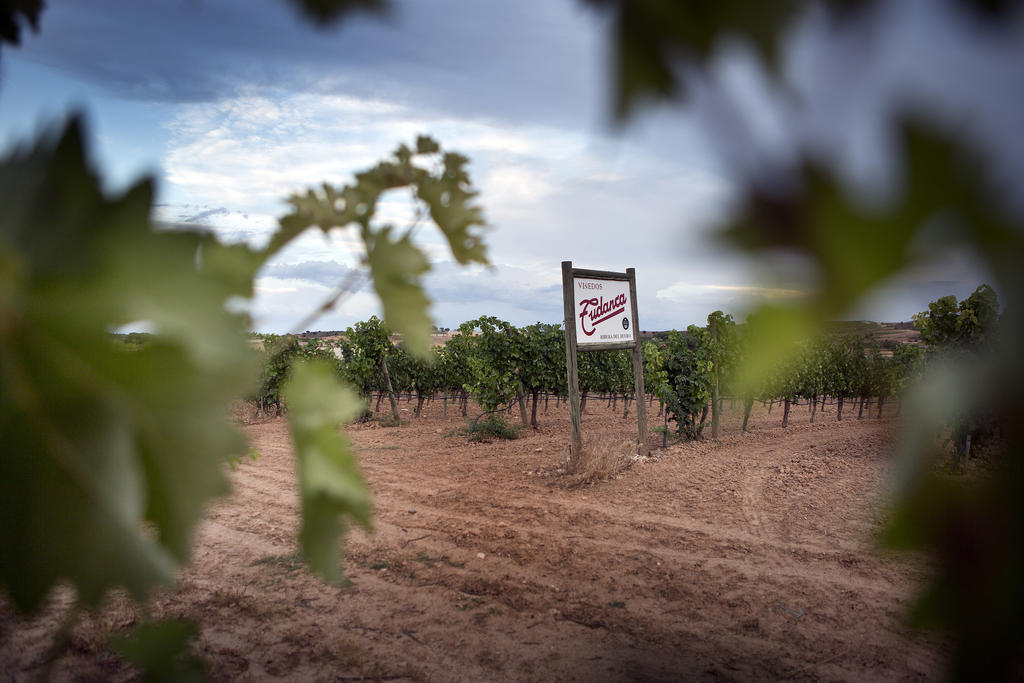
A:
[467,415,520,442]
[374,415,407,428]
[250,551,304,572]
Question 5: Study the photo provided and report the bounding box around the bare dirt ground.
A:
[1,397,948,681]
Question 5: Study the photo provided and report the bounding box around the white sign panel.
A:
[573,277,633,345]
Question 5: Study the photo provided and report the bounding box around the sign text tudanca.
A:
[572,277,633,345]
[578,293,628,336]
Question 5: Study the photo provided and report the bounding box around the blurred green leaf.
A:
[583,0,872,119]
[415,135,440,155]
[0,0,43,51]
[414,152,488,265]
[731,305,817,395]
[584,1,1017,120]
[110,619,205,683]
[273,138,487,357]
[716,111,1024,677]
[364,225,432,356]
[721,118,1013,385]
[0,117,259,612]
[586,1,1024,676]
[283,360,372,582]
[880,445,1024,680]
[285,0,388,25]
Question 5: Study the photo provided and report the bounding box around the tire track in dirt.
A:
[357,415,933,679]
[358,476,906,603]
[277,412,937,680]
[323,426,929,683]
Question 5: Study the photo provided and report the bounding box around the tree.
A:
[706,311,737,438]
[404,345,444,418]
[642,340,669,404]
[795,336,830,424]
[437,329,474,417]
[865,344,894,419]
[762,342,802,428]
[913,296,961,348]
[460,316,527,426]
[253,335,339,415]
[890,344,925,406]
[914,284,1000,352]
[823,336,860,422]
[660,326,713,439]
[728,323,761,432]
[347,316,400,423]
[519,322,566,429]
[336,336,375,403]
[956,284,1000,349]
[914,286,1003,466]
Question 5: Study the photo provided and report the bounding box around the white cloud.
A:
[249,277,381,333]
[255,284,298,294]
[483,165,555,214]
[657,283,806,302]
[157,88,743,331]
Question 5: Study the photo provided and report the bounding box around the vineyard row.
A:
[248,313,925,440]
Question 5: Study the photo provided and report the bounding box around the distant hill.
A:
[258,321,922,350]
[637,321,921,352]
[824,321,921,348]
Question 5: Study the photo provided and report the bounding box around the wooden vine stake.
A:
[562,261,648,458]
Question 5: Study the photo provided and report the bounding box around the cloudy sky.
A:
[2,0,1020,332]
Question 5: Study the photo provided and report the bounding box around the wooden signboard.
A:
[562,261,648,457]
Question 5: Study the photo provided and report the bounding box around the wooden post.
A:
[562,261,583,457]
[517,384,529,427]
[627,268,648,456]
[380,356,400,423]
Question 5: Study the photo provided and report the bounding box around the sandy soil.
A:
[1,397,947,681]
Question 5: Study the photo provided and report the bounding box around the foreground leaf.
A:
[272,137,488,358]
[284,0,388,25]
[720,115,1024,677]
[0,117,260,611]
[0,0,43,52]
[363,225,433,356]
[283,360,372,582]
[720,119,1011,389]
[414,152,488,266]
[582,0,864,119]
[584,1,1014,120]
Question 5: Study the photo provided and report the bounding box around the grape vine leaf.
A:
[272,137,488,357]
[720,114,1024,677]
[414,152,488,266]
[0,117,261,612]
[282,360,372,582]
[285,0,388,25]
[582,0,1014,120]
[581,0,839,119]
[0,0,43,53]
[364,225,433,355]
[721,118,1006,390]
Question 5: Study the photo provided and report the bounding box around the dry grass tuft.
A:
[562,429,636,487]
[231,400,276,425]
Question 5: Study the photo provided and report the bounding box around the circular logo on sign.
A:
[622,317,629,330]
